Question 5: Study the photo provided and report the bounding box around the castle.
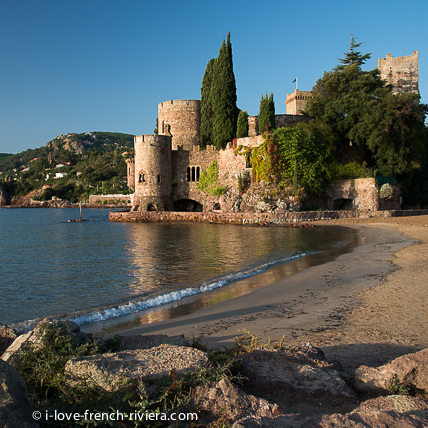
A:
[126,51,418,213]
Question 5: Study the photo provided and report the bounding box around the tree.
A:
[305,42,427,176]
[205,32,238,149]
[336,34,371,71]
[258,92,275,133]
[236,110,249,138]
[200,58,216,147]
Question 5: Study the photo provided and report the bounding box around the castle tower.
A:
[378,51,419,94]
[158,100,201,150]
[126,158,135,191]
[285,90,313,115]
[133,134,173,211]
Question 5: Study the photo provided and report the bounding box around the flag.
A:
[292,78,296,83]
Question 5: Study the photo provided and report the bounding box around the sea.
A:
[0,208,359,335]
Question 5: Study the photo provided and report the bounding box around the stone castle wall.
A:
[158,99,201,150]
[126,159,135,191]
[378,51,419,94]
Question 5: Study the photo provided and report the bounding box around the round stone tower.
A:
[158,99,201,150]
[133,134,172,211]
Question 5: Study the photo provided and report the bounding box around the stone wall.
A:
[126,159,135,191]
[158,100,201,150]
[109,209,428,224]
[89,194,133,204]
[378,51,419,94]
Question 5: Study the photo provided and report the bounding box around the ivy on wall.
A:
[197,160,227,196]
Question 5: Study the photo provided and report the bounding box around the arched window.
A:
[196,166,200,181]
[192,167,196,181]
[138,173,146,183]
[187,167,191,181]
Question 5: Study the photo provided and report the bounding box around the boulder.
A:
[232,396,428,428]
[235,343,357,407]
[0,323,17,357]
[65,344,208,392]
[1,320,93,367]
[190,378,282,425]
[119,334,190,351]
[0,359,39,428]
[354,348,428,395]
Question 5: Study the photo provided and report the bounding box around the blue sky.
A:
[1,0,427,154]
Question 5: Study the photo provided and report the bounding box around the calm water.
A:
[0,208,358,331]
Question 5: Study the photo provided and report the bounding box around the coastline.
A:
[110,216,428,371]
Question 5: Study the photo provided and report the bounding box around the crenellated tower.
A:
[378,51,419,94]
[157,100,201,150]
[133,134,173,211]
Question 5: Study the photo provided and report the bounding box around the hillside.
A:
[0,132,134,204]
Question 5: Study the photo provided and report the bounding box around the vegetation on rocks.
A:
[0,132,134,203]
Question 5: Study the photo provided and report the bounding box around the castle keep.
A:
[127,51,418,213]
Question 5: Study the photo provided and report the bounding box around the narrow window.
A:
[139,174,142,183]
[192,166,195,181]
[187,167,191,181]
[196,166,200,181]
[157,174,161,183]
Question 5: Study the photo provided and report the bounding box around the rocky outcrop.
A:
[190,378,283,425]
[354,348,428,395]
[232,395,428,427]
[0,359,39,428]
[0,184,7,206]
[235,344,357,408]
[119,334,190,351]
[65,344,208,392]
[0,324,16,357]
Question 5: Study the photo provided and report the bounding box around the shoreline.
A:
[106,216,428,371]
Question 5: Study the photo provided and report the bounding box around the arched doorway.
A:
[173,199,203,212]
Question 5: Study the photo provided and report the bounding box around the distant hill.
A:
[0,153,12,158]
[0,132,135,203]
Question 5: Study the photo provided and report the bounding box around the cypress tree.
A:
[236,110,249,138]
[200,58,216,148]
[258,92,275,133]
[210,32,238,149]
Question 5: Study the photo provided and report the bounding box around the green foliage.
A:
[251,126,335,196]
[200,58,216,148]
[388,374,410,395]
[197,160,227,196]
[336,34,371,71]
[335,161,372,180]
[258,92,275,133]
[305,46,427,177]
[236,110,249,138]
[17,323,101,406]
[203,32,238,149]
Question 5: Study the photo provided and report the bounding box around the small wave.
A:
[65,252,309,326]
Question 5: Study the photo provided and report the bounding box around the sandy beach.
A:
[116,215,428,372]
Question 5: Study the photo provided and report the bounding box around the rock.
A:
[119,334,190,351]
[65,344,208,392]
[1,320,93,367]
[232,396,428,428]
[0,324,17,357]
[235,344,357,407]
[0,359,39,428]
[354,348,428,395]
[190,378,282,425]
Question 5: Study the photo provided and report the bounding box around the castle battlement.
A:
[378,51,419,94]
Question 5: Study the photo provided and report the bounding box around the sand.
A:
[117,215,428,371]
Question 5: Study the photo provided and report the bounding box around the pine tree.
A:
[236,110,249,138]
[258,92,275,133]
[200,58,216,148]
[336,34,371,71]
[210,32,238,149]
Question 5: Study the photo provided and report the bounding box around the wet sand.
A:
[115,215,428,370]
